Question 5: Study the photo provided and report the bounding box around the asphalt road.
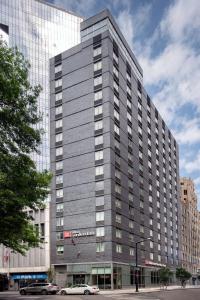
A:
[1,289,200,300]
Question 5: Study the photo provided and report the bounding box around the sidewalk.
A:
[100,284,200,295]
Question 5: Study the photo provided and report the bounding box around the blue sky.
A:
[47,0,200,205]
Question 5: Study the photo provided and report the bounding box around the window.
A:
[96,227,105,237]
[184,190,187,195]
[56,189,63,198]
[55,64,62,73]
[96,211,104,222]
[95,181,104,191]
[95,166,104,176]
[114,109,119,120]
[127,86,131,95]
[40,223,45,236]
[96,196,104,206]
[57,245,64,255]
[129,220,134,228]
[55,92,62,101]
[113,66,119,78]
[95,120,103,131]
[56,147,63,156]
[113,51,119,63]
[115,139,120,149]
[113,81,119,92]
[56,203,64,213]
[56,175,63,184]
[127,98,131,109]
[94,61,102,72]
[95,135,103,146]
[116,214,121,223]
[150,253,154,260]
[56,217,64,226]
[55,105,62,115]
[94,76,102,86]
[129,233,134,242]
[94,46,101,57]
[140,225,144,233]
[115,199,121,208]
[114,95,119,106]
[56,232,64,240]
[127,73,131,82]
[94,105,103,116]
[96,242,105,252]
[94,90,102,101]
[95,150,103,161]
[150,241,153,249]
[56,160,63,170]
[115,169,121,180]
[116,244,122,253]
[115,184,121,194]
[127,125,132,135]
[127,112,132,122]
[55,78,62,88]
[116,229,122,238]
[114,124,120,135]
[56,119,62,128]
[56,133,63,143]
[130,248,134,256]
[128,193,133,202]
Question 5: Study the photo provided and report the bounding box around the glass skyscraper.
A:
[0,0,82,287]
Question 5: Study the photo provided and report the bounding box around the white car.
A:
[59,284,99,295]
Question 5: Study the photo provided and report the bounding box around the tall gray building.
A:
[50,10,180,289]
[0,0,82,288]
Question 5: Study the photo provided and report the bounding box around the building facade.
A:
[50,10,180,289]
[180,177,200,274]
[0,0,82,288]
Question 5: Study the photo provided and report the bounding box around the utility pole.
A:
[135,238,151,292]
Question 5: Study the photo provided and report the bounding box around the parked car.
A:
[59,284,99,295]
[19,283,59,295]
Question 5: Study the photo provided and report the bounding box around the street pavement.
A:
[1,288,200,300]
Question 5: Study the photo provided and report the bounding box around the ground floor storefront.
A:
[9,273,48,290]
[54,262,176,289]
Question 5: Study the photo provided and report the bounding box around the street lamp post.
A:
[135,238,151,292]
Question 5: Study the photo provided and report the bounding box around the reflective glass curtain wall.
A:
[0,0,82,275]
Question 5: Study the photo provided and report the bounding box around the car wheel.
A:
[41,290,48,295]
[84,290,90,295]
[20,290,26,295]
[61,290,67,295]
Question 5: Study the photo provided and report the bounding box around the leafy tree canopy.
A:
[0,40,51,255]
[176,268,192,282]
[159,267,173,285]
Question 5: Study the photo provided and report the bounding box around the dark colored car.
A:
[19,283,59,295]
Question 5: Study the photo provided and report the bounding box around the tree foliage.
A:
[0,40,51,254]
[159,267,173,287]
[176,268,192,286]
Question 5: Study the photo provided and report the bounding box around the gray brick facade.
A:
[50,10,180,289]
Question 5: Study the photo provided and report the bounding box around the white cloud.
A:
[137,0,200,129]
[116,3,152,51]
[160,0,200,42]
[181,151,200,173]
[52,0,96,17]
[173,117,200,145]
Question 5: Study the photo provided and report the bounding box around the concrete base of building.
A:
[53,262,176,289]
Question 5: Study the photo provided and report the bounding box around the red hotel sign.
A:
[64,231,73,238]
[64,231,95,238]
[145,260,166,267]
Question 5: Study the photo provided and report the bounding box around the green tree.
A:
[176,268,192,287]
[0,40,51,254]
[159,267,173,288]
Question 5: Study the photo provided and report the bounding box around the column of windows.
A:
[54,58,64,255]
[93,37,105,253]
